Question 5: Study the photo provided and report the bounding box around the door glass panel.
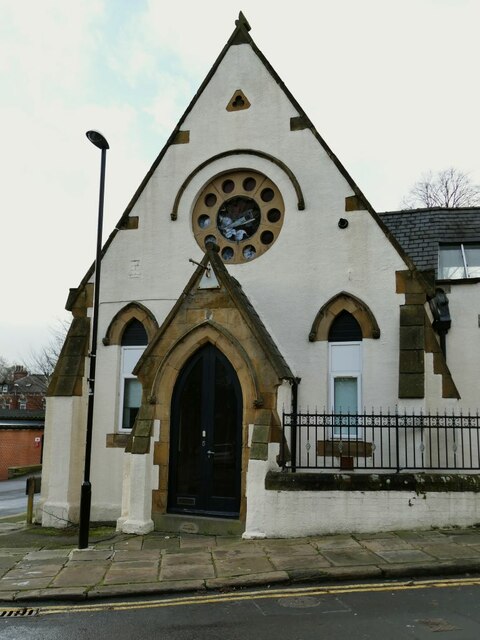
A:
[211,355,238,499]
[333,377,358,438]
[176,358,203,497]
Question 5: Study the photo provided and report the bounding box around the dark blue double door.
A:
[168,344,242,517]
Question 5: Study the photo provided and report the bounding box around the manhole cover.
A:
[278,596,322,609]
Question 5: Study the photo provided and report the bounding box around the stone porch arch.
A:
[140,322,271,526]
[309,292,381,342]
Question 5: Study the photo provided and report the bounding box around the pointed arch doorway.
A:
[168,343,243,518]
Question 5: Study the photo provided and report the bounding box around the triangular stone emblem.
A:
[198,262,220,289]
[226,89,251,112]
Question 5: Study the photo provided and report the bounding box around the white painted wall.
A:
[244,449,480,538]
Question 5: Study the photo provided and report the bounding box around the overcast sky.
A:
[2,0,479,366]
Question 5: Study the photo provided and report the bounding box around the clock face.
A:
[192,170,285,264]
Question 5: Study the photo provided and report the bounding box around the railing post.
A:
[395,408,400,473]
[291,411,297,473]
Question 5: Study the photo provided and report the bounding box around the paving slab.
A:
[444,534,480,545]
[212,547,265,560]
[112,537,144,551]
[215,537,254,548]
[113,549,161,562]
[420,543,480,560]
[141,537,180,552]
[261,543,318,556]
[0,559,19,577]
[179,535,217,550]
[372,549,434,564]
[23,550,71,562]
[311,536,362,550]
[269,555,331,571]
[394,530,447,543]
[51,563,109,587]
[0,548,39,557]
[103,563,159,585]
[360,538,415,553]
[4,563,65,579]
[69,549,114,562]
[321,549,382,566]
[162,552,212,566]
[0,576,54,590]
[354,531,399,540]
[214,556,274,578]
[160,563,215,581]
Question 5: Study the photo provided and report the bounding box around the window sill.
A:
[437,277,480,285]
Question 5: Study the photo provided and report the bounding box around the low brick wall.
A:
[0,429,43,481]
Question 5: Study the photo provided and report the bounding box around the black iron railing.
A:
[281,410,480,472]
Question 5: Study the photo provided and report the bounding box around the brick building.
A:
[0,367,46,480]
[0,410,44,481]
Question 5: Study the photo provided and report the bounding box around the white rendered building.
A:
[39,14,480,537]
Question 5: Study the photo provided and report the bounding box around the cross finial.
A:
[235,11,251,32]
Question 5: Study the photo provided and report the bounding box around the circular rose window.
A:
[192,170,285,264]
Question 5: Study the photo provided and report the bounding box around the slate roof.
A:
[10,374,48,394]
[379,207,480,277]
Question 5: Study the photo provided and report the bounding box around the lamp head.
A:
[86,130,109,150]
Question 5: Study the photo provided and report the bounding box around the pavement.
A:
[1,521,480,603]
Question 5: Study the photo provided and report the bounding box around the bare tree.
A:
[402,167,480,209]
[0,357,11,384]
[23,319,70,384]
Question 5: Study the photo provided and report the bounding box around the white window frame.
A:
[118,345,145,432]
[329,341,362,439]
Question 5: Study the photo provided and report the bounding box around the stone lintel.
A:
[119,216,139,230]
[172,130,190,144]
[345,195,366,212]
[290,116,311,131]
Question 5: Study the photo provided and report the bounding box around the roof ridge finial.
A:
[235,11,251,32]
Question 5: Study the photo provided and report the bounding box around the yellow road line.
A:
[28,576,480,617]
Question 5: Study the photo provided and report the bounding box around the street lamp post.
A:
[78,130,109,549]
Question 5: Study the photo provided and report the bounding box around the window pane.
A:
[122,378,142,429]
[333,377,357,438]
[464,245,480,278]
[439,245,465,279]
[334,377,358,413]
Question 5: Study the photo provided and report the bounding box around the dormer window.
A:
[439,243,480,279]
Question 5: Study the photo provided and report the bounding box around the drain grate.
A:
[0,608,39,618]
